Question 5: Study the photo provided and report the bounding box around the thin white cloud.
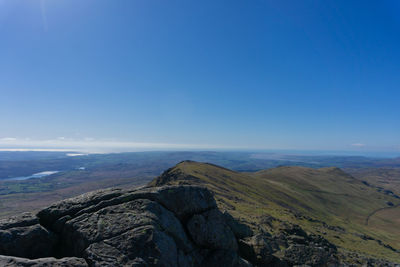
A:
[66,153,88,157]
[0,137,243,153]
[0,148,74,152]
[351,143,366,147]
[1,137,17,141]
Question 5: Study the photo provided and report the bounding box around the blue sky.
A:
[0,0,399,153]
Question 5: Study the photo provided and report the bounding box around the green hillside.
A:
[150,161,400,263]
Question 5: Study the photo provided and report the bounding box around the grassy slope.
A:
[150,161,400,262]
[348,167,400,195]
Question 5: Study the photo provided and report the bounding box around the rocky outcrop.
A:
[238,234,275,266]
[0,185,278,266]
[0,255,87,267]
[0,213,58,259]
[269,223,339,266]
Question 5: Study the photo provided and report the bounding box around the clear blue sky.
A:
[0,0,399,152]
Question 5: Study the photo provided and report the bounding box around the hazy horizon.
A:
[0,146,399,158]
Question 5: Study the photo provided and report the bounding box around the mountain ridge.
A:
[151,161,400,264]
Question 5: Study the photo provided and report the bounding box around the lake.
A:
[5,171,60,181]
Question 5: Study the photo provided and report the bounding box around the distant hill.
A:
[150,161,400,264]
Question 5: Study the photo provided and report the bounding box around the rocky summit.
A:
[0,184,285,267]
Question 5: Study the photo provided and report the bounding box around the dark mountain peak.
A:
[319,166,343,173]
[150,160,238,187]
[318,166,355,179]
[148,162,197,187]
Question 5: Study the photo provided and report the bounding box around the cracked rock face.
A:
[187,209,238,251]
[0,255,87,267]
[0,185,264,266]
[0,213,58,259]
